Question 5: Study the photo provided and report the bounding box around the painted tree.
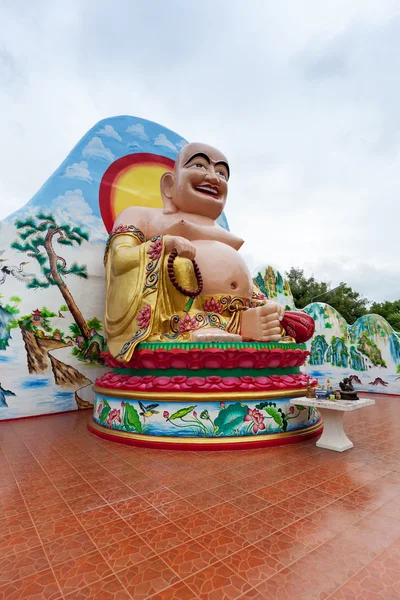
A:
[0,294,21,332]
[11,212,91,340]
[87,317,103,332]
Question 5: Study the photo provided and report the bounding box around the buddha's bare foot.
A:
[241,302,284,342]
[192,328,242,343]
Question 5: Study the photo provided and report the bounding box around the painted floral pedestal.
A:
[89,341,323,450]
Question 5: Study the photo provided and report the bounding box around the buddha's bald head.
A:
[160,142,230,219]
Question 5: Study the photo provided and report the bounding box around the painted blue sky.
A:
[1,1,400,301]
[21,116,189,219]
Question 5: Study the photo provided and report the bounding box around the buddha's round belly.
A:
[192,240,253,297]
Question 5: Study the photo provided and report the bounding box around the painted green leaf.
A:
[169,406,197,420]
[264,406,283,427]
[295,405,305,411]
[124,403,142,433]
[255,401,275,411]
[214,403,248,436]
[99,405,111,425]
[102,397,111,408]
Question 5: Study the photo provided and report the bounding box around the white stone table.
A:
[290,397,375,452]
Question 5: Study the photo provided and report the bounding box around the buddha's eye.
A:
[217,170,227,180]
[188,162,206,170]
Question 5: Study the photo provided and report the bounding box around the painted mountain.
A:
[303,303,400,395]
[0,116,230,420]
[253,266,400,395]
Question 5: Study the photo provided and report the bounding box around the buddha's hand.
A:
[165,235,196,260]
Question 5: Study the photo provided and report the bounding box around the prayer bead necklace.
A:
[167,248,203,312]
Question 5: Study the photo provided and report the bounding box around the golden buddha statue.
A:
[104,142,314,363]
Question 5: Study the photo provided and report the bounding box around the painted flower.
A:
[163,411,169,419]
[148,238,163,261]
[178,313,200,334]
[220,401,225,409]
[289,406,295,414]
[244,408,266,434]
[193,411,198,418]
[107,408,121,427]
[97,402,103,417]
[203,297,224,314]
[113,224,130,235]
[137,305,151,329]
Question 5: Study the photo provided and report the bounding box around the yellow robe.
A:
[104,225,253,363]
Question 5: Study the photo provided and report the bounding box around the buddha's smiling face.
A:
[161,143,230,219]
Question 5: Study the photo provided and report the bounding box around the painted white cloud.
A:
[176,139,187,149]
[82,137,114,162]
[62,161,92,183]
[50,189,107,243]
[125,123,149,140]
[98,124,122,142]
[154,133,176,151]
[128,141,140,149]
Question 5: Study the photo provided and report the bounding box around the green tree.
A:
[369,300,400,332]
[285,268,368,324]
[11,212,90,340]
[285,268,329,308]
[325,283,368,324]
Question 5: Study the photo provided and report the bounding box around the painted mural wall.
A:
[0,116,230,420]
[254,265,400,396]
[0,116,398,421]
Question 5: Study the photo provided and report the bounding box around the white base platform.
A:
[290,397,375,452]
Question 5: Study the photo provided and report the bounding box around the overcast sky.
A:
[1,0,399,303]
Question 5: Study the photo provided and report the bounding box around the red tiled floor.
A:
[63,575,131,599]
[35,515,85,545]
[175,509,220,538]
[85,516,134,548]
[257,530,312,566]
[0,569,61,600]
[99,534,155,572]
[139,521,192,553]
[52,549,113,595]
[0,527,41,559]
[117,556,179,599]
[224,545,283,587]
[160,539,217,578]
[197,525,251,560]
[1,394,400,599]
[0,546,50,585]
[149,580,198,599]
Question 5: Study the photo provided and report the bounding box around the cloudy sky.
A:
[1,0,399,302]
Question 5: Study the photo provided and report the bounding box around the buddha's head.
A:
[160,142,230,220]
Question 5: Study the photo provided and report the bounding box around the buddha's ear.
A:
[160,171,177,214]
